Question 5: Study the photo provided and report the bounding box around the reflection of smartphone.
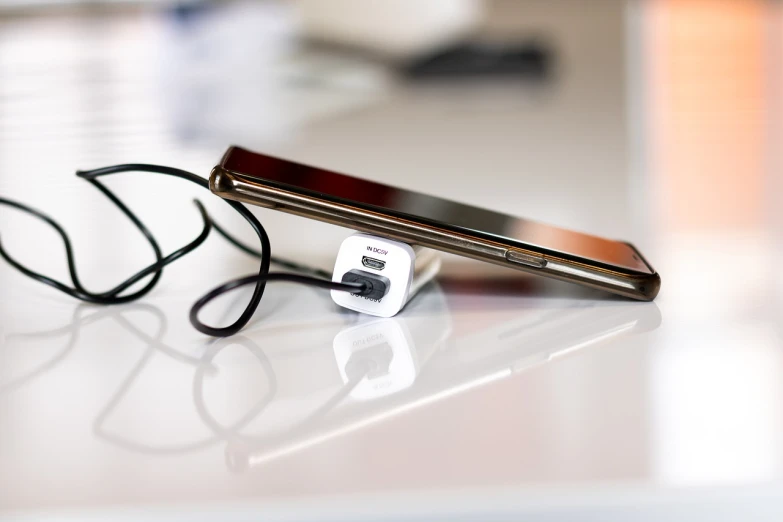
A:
[226,299,661,471]
[210,146,660,300]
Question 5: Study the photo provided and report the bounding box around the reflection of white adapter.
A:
[333,318,417,400]
[332,282,453,401]
[331,233,441,317]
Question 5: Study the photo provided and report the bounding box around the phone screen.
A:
[223,147,651,273]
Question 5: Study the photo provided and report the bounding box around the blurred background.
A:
[0,0,782,517]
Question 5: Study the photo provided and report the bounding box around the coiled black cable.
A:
[0,164,369,337]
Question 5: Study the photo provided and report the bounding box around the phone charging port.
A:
[362,256,386,271]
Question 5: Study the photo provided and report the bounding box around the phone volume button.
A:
[505,249,547,269]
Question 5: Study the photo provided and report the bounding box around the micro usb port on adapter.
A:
[361,256,386,271]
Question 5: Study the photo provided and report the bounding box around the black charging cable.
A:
[0,164,369,337]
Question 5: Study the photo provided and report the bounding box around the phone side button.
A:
[505,249,547,269]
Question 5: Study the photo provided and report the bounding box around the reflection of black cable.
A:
[0,306,90,394]
[91,305,227,455]
[192,336,278,440]
[0,164,369,338]
[0,303,205,395]
[196,347,369,473]
[94,332,278,457]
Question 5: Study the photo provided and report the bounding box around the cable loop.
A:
[1,164,367,337]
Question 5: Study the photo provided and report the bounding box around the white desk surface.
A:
[1,7,781,521]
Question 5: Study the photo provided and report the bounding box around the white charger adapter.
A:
[331,233,441,317]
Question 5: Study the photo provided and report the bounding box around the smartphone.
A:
[210,146,661,301]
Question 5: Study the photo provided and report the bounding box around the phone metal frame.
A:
[209,158,660,301]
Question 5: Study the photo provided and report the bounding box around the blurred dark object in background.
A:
[296,0,552,82]
[402,40,550,81]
